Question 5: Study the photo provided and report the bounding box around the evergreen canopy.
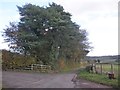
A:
[3,3,91,65]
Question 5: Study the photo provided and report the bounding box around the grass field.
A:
[77,62,119,88]
[96,63,119,77]
[77,69,119,88]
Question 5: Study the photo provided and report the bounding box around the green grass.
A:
[77,69,119,88]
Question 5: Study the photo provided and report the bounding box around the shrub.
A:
[85,65,93,72]
[2,50,36,70]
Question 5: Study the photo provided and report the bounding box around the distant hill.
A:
[86,55,119,63]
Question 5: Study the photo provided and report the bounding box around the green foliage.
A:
[59,62,81,72]
[3,3,91,68]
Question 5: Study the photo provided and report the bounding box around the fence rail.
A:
[24,64,51,72]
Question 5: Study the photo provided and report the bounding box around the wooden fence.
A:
[24,64,51,72]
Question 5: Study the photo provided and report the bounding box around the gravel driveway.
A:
[2,71,113,88]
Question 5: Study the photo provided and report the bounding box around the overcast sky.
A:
[0,0,118,56]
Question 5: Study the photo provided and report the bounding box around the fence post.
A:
[111,64,113,73]
[100,63,102,74]
[94,64,97,73]
[31,64,33,70]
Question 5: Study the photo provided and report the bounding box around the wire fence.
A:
[92,63,119,77]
